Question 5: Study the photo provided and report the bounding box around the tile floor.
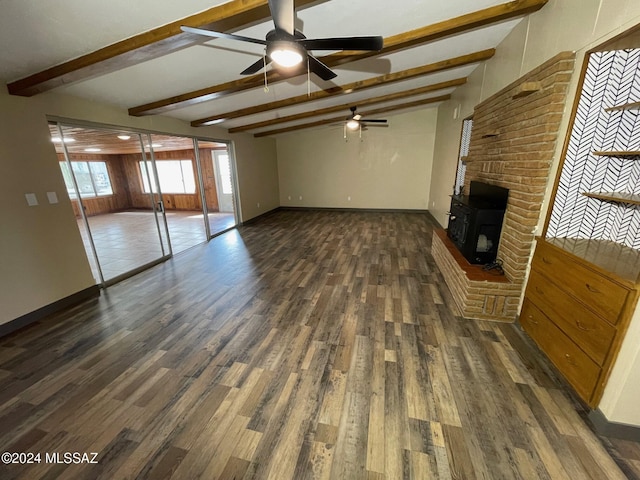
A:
[77,210,236,282]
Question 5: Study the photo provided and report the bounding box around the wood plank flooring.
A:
[0,209,639,479]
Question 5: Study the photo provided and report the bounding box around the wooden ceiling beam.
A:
[129,0,547,116]
[228,78,467,133]
[192,49,494,126]
[323,0,547,67]
[6,0,321,97]
[253,95,451,137]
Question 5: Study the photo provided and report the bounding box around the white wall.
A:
[0,87,278,326]
[428,0,640,427]
[276,108,437,210]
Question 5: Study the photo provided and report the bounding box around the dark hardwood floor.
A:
[0,210,639,479]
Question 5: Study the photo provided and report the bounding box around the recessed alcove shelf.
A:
[593,150,640,157]
[582,191,640,205]
[481,130,500,138]
[604,100,640,111]
[512,81,541,99]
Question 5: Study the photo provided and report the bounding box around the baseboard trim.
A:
[589,409,640,441]
[0,285,101,338]
[241,206,438,228]
[240,208,281,226]
[278,206,430,214]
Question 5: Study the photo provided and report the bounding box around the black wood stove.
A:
[447,181,509,265]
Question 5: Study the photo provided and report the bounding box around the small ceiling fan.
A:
[345,106,388,130]
[181,0,383,81]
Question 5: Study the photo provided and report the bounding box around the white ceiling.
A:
[0,0,542,137]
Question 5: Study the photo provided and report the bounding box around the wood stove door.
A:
[447,200,470,250]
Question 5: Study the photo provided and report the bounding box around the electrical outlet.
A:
[257,202,260,208]
[288,195,291,200]
[347,196,351,201]
[299,195,302,200]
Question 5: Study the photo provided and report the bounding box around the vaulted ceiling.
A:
[0,0,548,137]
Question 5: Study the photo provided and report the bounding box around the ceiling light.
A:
[268,41,304,68]
[51,137,75,143]
[117,135,131,140]
[84,148,101,152]
[145,144,162,148]
[346,119,360,130]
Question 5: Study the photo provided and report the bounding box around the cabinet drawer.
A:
[520,299,601,403]
[532,242,629,323]
[525,270,616,365]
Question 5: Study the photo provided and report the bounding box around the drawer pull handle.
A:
[542,257,552,265]
[576,321,590,332]
[526,314,538,325]
[565,353,576,366]
[535,286,544,295]
[585,283,601,294]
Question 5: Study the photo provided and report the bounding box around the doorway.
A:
[49,122,238,285]
[196,140,238,236]
[51,123,171,284]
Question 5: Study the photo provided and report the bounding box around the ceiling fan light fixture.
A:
[268,41,304,68]
[346,119,360,130]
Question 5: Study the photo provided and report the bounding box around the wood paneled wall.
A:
[58,153,130,217]
[120,149,197,211]
[199,148,220,212]
[59,148,224,217]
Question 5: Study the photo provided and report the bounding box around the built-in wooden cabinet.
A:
[522,240,639,406]
[522,43,640,407]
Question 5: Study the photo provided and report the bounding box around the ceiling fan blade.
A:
[361,119,388,123]
[307,55,337,81]
[268,0,295,35]
[240,56,272,75]
[181,26,267,46]
[299,36,384,51]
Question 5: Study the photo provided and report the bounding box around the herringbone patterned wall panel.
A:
[547,49,640,249]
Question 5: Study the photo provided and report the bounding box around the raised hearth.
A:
[432,229,520,322]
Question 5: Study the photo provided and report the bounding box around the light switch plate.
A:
[47,191,58,204]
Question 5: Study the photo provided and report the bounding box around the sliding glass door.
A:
[195,139,238,237]
[49,122,239,285]
[51,123,171,285]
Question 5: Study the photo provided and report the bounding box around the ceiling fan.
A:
[181,0,383,81]
[345,106,388,130]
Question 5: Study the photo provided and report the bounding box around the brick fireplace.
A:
[432,51,576,322]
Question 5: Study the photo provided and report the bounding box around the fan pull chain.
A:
[263,51,269,92]
[307,57,311,97]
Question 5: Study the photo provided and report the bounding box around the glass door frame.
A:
[48,116,240,282]
[139,133,173,259]
[193,138,241,239]
[55,123,106,284]
[52,120,174,286]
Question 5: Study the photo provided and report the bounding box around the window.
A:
[59,161,113,199]
[216,154,233,194]
[139,160,196,194]
[454,118,473,196]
